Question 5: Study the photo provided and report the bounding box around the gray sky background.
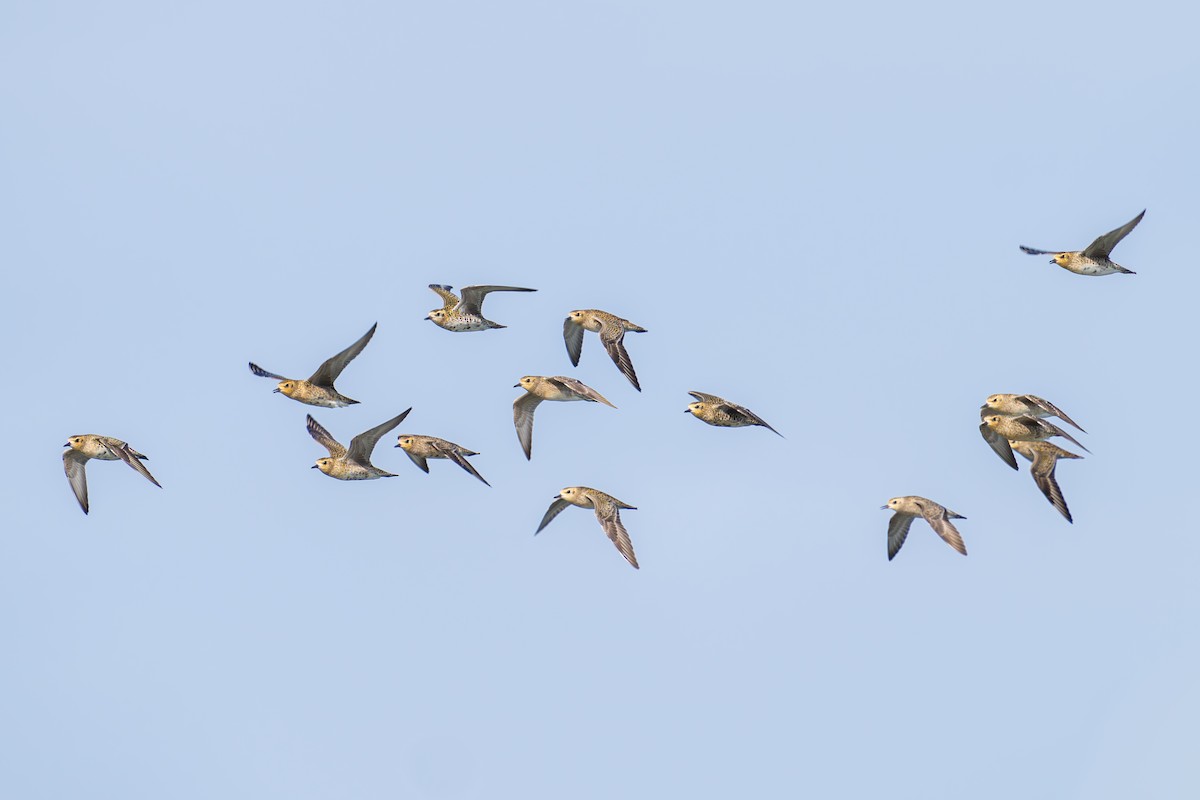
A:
[3,2,1199,798]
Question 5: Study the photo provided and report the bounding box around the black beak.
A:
[311,465,318,469]
[514,384,520,388]
[423,316,432,321]
[273,388,281,393]
[1048,259,1055,264]
[880,505,889,510]
[63,443,70,447]
[684,408,692,413]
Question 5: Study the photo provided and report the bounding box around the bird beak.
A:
[514,384,520,388]
[273,388,281,393]
[683,408,692,413]
[552,495,561,500]
[1048,259,1055,264]
[311,464,318,469]
[394,443,400,447]
[880,505,889,510]
[423,316,432,321]
[62,443,70,447]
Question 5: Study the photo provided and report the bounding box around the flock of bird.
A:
[63,209,1146,566]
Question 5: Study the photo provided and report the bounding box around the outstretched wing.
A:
[1030,449,1073,523]
[979,421,1019,470]
[920,505,967,556]
[549,376,616,407]
[536,498,572,534]
[404,450,430,473]
[1018,394,1086,433]
[1082,210,1145,260]
[99,440,162,488]
[887,513,915,561]
[594,496,639,569]
[563,317,585,366]
[249,362,288,381]
[306,415,347,459]
[513,393,543,460]
[599,321,641,391]
[63,449,90,514]
[308,323,377,387]
[428,284,460,309]
[724,401,782,437]
[1029,417,1090,453]
[347,409,411,465]
[687,391,725,404]
[457,285,536,315]
[1019,245,1059,256]
[437,443,490,486]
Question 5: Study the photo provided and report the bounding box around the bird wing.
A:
[1030,448,1073,523]
[594,497,639,569]
[1018,245,1059,256]
[404,450,430,473]
[536,498,572,534]
[563,317,585,366]
[1018,395,1086,433]
[307,323,377,387]
[437,443,490,486]
[428,284,460,309]
[599,320,641,391]
[457,285,536,315]
[63,449,90,514]
[887,513,915,561]
[248,362,289,381]
[979,421,1019,470]
[306,414,347,459]
[99,440,162,488]
[513,393,543,460]
[1082,210,1145,259]
[549,376,616,407]
[723,401,782,437]
[687,391,725,404]
[920,504,967,556]
[347,409,411,466]
[1029,417,1090,453]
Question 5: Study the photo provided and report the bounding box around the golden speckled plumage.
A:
[62,434,162,514]
[307,410,410,480]
[424,284,536,332]
[513,375,616,460]
[881,496,967,561]
[563,309,647,391]
[1009,440,1082,523]
[684,391,781,436]
[396,433,490,486]
[249,323,377,408]
[1020,210,1143,276]
[536,486,639,569]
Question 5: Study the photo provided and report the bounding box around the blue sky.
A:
[3,1,1199,797]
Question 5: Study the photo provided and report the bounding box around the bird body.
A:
[982,414,1089,453]
[882,496,967,560]
[684,391,781,436]
[249,323,377,407]
[396,434,490,485]
[982,393,1085,432]
[536,486,639,569]
[1020,210,1144,276]
[63,434,162,514]
[513,376,616,460]
[425,284,536,331]
[307,410,410,480]
[563,309,647,391]
[1009,440,1082,523]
